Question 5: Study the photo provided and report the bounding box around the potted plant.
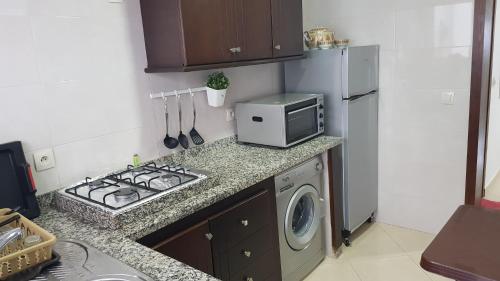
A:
[206,71,230,107]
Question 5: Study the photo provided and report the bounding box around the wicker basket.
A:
[0,209,56,280]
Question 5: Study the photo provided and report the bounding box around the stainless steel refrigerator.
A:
[284,45,379,244]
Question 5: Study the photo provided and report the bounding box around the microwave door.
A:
[285,104,319,145]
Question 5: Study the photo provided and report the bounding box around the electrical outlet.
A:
[226,108,235,122]
[441,91,455,105]
[33,148,56,172]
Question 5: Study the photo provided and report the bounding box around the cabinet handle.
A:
[241,219,249,227]
[229,47,241,53]
[242,250,252,258]
[245,277,254,281]
[205,233,213,241]
[275,44,281,50]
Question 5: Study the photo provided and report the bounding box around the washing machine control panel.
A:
[275,156,324,195]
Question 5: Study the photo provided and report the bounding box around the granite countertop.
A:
[35,136,342,281]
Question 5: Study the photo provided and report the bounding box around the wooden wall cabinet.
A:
[138,178,282,281]
[271,0,304,58]
[140,0,304,72]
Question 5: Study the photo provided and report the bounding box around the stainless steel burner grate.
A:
[62,162,204,211]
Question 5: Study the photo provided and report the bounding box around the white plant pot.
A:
[206,88,227,107]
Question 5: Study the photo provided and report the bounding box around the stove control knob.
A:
[319,104,324,109]
[319,122,324,127]
[319,113,324,118]
[241,219,249,227]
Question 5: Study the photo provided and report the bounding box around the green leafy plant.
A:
[206,72,230,90]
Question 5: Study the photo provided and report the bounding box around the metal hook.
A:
[162,92,168,110]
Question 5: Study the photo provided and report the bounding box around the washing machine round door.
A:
[285,184,321,251]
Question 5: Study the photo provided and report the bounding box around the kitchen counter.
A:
[35,135,342,281]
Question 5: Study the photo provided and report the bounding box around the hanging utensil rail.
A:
[149,87,207,99]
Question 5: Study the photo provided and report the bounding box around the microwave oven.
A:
[235,93,324,148]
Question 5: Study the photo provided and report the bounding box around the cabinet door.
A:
[210,189,281,280]
[271,0,304,57]
[180,0,236,65]
[233,0,273,61]
[153,220,214,276]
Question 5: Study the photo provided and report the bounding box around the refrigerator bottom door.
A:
[343,93,378,232]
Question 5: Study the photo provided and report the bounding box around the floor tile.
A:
[380,223,435,252]
[426,272,454,281]
[407,251,453,281]
[304,257,361,281]
[350,255,431,281]
[407,251,424,265]
[341,223,406,260]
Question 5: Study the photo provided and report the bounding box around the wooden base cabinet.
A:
[139,178,282,281]
[210,190,281,281]
[152,220,214,276]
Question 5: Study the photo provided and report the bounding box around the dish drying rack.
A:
[0,209,56,279]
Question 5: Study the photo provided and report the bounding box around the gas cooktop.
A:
[31,239,153,281]
[58,162,207,215]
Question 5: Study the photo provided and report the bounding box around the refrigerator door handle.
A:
[342,90,377,102]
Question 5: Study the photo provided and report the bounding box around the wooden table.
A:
[421,205,500,281]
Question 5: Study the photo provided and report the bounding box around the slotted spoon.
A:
[189,89,205,145]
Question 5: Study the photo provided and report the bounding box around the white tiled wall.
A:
[486,2,500,187]
[304,0,473,233]
[0,0,282,194]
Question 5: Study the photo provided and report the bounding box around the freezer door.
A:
[342,46,379,99]
[343,92,378,231]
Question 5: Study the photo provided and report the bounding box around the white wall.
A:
[485,2,500,188]
[0,0,282,194]
[304,0,473,233]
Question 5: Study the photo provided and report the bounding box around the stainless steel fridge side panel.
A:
[284,49,344,138]
[285,46,380,235]
[342,93,379,232]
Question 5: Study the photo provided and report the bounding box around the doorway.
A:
[485,1,500,200]
[466,0,500,204]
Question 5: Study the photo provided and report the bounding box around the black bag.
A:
[0,141,40,219]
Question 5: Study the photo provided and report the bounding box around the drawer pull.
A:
[241,219,249,227]
[242,250,252,258]
[244,277,253,281]
[229,47,241,53]
[205,233,213,241]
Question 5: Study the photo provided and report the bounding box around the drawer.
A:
[227,225,274,276]
[230,249,280,281]
[210,189,272,248]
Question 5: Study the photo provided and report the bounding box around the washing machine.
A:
[275,156,326,281]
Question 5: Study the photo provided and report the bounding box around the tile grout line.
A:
[376,223,408,253]
[378,224,434,281]
[347,259,364,281]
